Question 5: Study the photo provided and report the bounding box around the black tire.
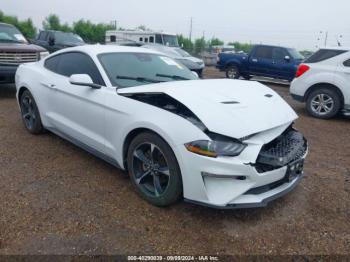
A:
[19,90,44,134]
[306,88,341,119]
[127,132,183,207]
[225,65,240,79]
[242,75,252,80]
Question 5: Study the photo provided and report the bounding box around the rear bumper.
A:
[0,65,18,83]
[290,93,304,102]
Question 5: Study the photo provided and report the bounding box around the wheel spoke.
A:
[133,149,150,164]
[157,166,170,177]
[323,98,331,104]
[153,175,162,197]
[136,170,152,184]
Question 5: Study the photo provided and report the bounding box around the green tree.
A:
[0,10,37,39]
[177,34,193,53]
[194,37,206,54]
[228,41,253,53]
[208,37,224,47]
[72,19,114,43]
[42,14,63,31]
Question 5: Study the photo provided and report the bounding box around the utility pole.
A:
[324,31,328,46]
[189,17,193,41]
[111,20,117,30]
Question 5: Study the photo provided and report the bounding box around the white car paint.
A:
[15,45,307,208]
[290,47,350,114]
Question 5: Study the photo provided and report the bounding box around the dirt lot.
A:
[0,67,349,256]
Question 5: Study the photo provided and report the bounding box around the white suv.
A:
[290,47,350,119]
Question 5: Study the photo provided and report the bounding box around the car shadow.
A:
[0,84,16,98]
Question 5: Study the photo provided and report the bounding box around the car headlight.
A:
[39,51,50,60]
[185,140,246,158]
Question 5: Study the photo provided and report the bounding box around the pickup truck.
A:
[0,23,48,84]
[216,45,304,81]
[32,30,85,53]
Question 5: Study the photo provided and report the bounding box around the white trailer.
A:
[105,30,179,47]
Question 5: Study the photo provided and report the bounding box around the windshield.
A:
[175,48,191,57]
[55,32,84,45]
[162,35,179,47]
[99,52,198,88]
[287,48,304,60]
[0,24,27,43]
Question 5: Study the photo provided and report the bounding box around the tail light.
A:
[295,64,310,78]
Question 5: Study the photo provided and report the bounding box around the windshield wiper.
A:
[116,75,165,83]
[156,74,190,81]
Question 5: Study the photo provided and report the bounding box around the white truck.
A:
[105,30,179,47]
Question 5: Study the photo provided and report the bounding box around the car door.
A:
[249,46,274,77]
[272,47,294,80]
[44,52,107,153]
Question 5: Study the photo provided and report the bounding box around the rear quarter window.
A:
[305,49,347,63]
[253,46,273,59]
[44,55,60,72]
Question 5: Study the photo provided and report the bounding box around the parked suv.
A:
[290,47,350,119]
[0,23,48,84]
[217,44,304,81]
[32,30,85,53]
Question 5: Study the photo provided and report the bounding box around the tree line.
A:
[0,10,265,54]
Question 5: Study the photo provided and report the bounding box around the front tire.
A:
[225,65,240,79]
[19,90,44,134]
[306,88,341,119]
[127,132,183,207]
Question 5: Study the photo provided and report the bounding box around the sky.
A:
[1,0,350,50]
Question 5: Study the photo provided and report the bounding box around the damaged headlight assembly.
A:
[185,137,246,158]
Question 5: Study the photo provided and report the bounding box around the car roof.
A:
[51,44,163,57]
[318,46,350,51]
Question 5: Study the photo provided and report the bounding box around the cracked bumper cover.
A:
[179,127,308,209]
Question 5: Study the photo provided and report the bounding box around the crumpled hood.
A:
[118,79,298,138]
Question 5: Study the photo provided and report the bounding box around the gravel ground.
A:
[0,67,349,256]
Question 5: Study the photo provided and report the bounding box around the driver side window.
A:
[273,48,287,61]
[45,52,105,85]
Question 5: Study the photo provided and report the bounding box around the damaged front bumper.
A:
[180,126,308,209]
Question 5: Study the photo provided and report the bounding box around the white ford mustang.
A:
[15,45,308,208]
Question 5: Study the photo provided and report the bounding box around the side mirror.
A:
[69,74,101,89]
[284,55,291,62]
[48,37,55,46]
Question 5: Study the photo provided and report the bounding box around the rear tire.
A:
[225,65,240,79]
[19,90,44,134]
[306,88,341,119]
[127,132,183,207]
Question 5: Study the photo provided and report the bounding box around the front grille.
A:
[255,128,307,173]
[0,52,38,65]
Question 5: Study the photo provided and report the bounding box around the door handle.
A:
[41,82,56,89]
[252,58,258,62]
